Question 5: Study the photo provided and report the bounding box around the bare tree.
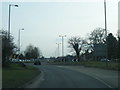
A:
[86,27,106,52]
[24,44,42,59]
[89,27,106,44]
[68,36,87,61]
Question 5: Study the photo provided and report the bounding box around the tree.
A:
[89,27,106,44]
[86,27,107,56]
[24,45,33,59]
[0,30,16,66]
[68,36,87,61]
[31,47,40,59]
[106,33,118,60]
[24,44,42,59]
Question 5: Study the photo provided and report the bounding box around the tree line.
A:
[68,27,120,61]
[0,30,43,67]
[1,27,120,66]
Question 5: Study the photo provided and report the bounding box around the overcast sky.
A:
[0,0,119,58]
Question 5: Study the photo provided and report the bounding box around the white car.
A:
[100,58,110,62]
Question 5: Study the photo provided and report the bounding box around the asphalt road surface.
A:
[24,62,118,88]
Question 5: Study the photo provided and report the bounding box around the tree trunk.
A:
[76,52,80,61]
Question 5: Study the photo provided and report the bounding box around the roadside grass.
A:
[48,61,119,70]
[80,61,119,70]
[2,63,41,88]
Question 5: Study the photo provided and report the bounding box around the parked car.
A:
[100,58,110,62]
[34,60,41,65]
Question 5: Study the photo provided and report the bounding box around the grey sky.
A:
[1,0,119,57]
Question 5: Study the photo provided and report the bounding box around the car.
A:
[100,58,110,62]
[34,60,41,65]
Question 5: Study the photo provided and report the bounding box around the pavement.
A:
[22,62,119,88]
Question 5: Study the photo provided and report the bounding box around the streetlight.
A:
[104,0,107,57]
[118,30,120,59]
[56,43,61,57]
[18,28,24,59]
[118,30,120,38]
[59,35,66,60]
[8,4,18,39]
[104,0,108,68]
[104,0,107,38]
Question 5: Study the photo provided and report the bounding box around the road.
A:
[24,62,118,88]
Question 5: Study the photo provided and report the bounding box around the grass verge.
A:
[80,61,119,70]
[2,63,41,88]
[48,61,119,71]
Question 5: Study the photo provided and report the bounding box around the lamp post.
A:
[118,30,120,38]
[18,28,24,59]
[104,0,107,38]
[59,35,66,61]
[104,0,107,57]
[56,43,61,57]
[8,4,18,39]
[118,30,120,59]
[104,0,108,68]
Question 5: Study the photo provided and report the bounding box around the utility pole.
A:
[104,0,108,68]
[8,4,18,39]
[59,35,66,57]
[7,4,18,61]
[59,35,66,61]
[118,30,120,59]
[104,0,107,38]
[56,43,61,57]
[18,28,24,60]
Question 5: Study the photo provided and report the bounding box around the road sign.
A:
[93,44,107,57]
